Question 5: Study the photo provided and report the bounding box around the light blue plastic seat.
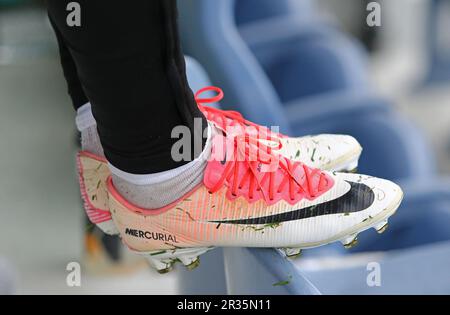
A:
[178,2,449,259]
[177,11,450,292]
[178,0,291,133]
[234,0,313,26]
[223,242,450,295]
[224,248,321,295]
[423,0,450,86]
[179,55,450,295]
[177,0,437,182]
[235,0,369,101]
[223,241,450,295]
[301,241,450,295]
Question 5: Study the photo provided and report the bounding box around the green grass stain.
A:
[273,275,293,287]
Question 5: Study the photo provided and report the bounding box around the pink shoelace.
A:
[195,86,286,149]
[199,87,332,204]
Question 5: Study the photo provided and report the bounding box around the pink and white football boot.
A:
[77,130,402,273]
[77,87,362,238]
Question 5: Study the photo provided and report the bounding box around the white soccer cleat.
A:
[78,132,402,273]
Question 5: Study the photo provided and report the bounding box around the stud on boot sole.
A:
[157,266,174,274]
[135,247,213,274]
[179,254,202,271]
[374,220,389,234]
[142,252,177,274]
[281,248,302,259]
[341,234,359,249]
[184,258,201,271]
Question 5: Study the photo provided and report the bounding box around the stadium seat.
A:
[178,54,450,294]
[176,6,450,290]
[236,0,369,101]
[301,240,450,294]
[223,242,450,295]
[223,248,321,295]
[234,0,313,26]
[177,0,437,182]
[424,0,450,86]
[177,2,450,254]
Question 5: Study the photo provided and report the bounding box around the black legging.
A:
[46,0,207,174]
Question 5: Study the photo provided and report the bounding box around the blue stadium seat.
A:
[223,248,320,295]
[234,0,313,26]
[177,14,450,291]
[178,2,450,257]
[179,54,450,294]
[301,240,450,294]
[177,0,437,182]
[236,0,369,101]
[284,96,435,180]
[223,242,450,295]
[178,0,291,133]
[424,0,450,86]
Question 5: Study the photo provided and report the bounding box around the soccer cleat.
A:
[77,121,361,239]
[341,234,359,249]
[77,151,119,235]
[196,87,362,172]
[375,219,389,234]
[77,86,361,238]
[77,133,361,238]
[94,133,402,273]
[281,248,303,259]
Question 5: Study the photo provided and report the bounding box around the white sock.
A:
[76,103,213,209]
[75,103,104,157]
[110,124,213,209]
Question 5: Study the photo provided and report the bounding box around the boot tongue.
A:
[204,134,232,190]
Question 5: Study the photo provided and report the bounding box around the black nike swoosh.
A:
[210,181,375,225]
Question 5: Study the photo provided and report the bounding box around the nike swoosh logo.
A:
[210,181,375,225]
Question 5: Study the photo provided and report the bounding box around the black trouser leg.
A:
[50,16,89,110]
[47,0,207,174]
